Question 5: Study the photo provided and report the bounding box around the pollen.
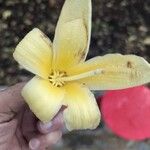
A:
[48,70,67,87]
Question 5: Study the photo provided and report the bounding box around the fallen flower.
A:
[13,0,150,131]
[100,86,150,140]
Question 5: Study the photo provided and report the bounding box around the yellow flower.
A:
[13,0,150,131]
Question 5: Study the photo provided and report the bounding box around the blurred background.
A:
[0,0,150,149]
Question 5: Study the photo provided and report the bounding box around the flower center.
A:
[48,70,67,87]
[48,69,103,87]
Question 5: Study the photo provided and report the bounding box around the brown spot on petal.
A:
[74,20,88,62]
[127,61,133,68]
[80,51,86,60]
[75,50,86,62]
[101,70,105,74]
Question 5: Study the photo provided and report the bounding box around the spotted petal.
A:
[63,83,100,131]
[68,54,150,90]
[13,28,53,79]
[22,77,65,122]
[53,0,91,70]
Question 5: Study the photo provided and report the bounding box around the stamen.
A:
[48,70,66,87]
[61,69,103,82]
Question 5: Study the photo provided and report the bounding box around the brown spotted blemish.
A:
[75,50,86,62]
[101,70,105,74]
[80,51,86,60]
[127,61,133,68]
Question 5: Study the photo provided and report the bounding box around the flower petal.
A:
[13,28,53,79]
[68,54,150,90]
[22,77,65,122]
[53,0,91,70]
[62,83,100,131]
